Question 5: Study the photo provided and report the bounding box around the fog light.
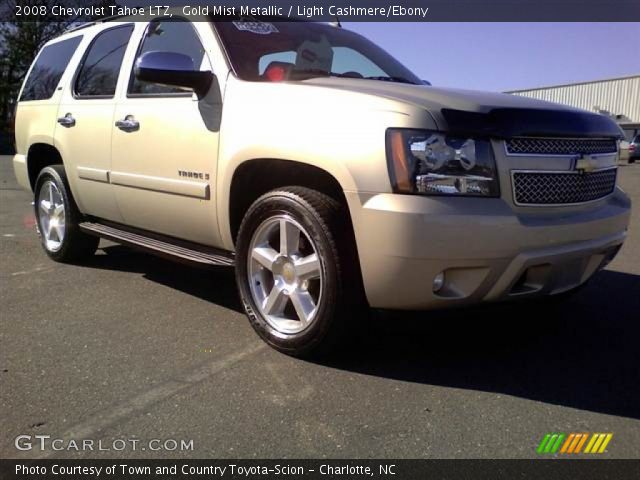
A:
[433,272,445,293]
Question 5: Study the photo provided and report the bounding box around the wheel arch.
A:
[227,159,352,245]
[27,142,64,191]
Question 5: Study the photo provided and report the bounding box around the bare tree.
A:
[0,0,114,138]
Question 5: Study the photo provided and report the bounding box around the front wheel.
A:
[34,165,99,262]
[235,187,362,357]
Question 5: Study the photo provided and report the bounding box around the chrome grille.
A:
[506,138,617,156]
[512,168,617,205]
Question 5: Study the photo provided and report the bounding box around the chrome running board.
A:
[79,221,235,267]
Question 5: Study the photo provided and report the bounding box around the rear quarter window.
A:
[20,36,82,102]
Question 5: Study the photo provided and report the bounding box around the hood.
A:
[303,78,624,139]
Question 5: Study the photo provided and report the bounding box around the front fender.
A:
[216,77,437,249]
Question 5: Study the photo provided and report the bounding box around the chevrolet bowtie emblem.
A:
[574,154,598,173]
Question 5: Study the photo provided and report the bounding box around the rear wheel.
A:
[34,165,99,262]
[235,187,363,357]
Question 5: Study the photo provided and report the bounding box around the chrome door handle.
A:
[57,113,75,128]
[115,115,139,132]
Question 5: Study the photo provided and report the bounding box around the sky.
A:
[345,23,640,92]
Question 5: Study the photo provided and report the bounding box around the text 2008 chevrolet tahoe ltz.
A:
[13,16,631,356]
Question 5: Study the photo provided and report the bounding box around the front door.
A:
[111,19,222,246]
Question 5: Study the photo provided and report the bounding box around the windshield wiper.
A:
[289,69,348,80]
[288,70,418,85]
[364,76,418,85]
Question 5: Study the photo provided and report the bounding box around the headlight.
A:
[386,129,499,197]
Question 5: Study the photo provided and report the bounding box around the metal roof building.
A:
[506,75,640,140]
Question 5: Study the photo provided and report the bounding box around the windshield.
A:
[213,20,422,85]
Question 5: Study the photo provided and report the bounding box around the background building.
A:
[507,74,640,141]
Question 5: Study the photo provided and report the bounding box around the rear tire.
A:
[34,165,99,263]
[235,187,364,357]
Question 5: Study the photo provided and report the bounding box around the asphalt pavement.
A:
[1,155,639,459]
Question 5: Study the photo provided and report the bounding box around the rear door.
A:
[54,24,134,222]
[110,19,223,246]
[14,35,83,192]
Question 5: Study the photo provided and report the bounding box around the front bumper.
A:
[346,188,630,310]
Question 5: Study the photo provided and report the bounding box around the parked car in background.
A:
[619,140,630,163]
[12,14,632,356]
[629,135,640,163]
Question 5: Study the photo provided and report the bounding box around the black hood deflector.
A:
[441,108,624,139]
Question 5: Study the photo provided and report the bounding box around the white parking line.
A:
[13,342,266,459]
[10,266,54,276]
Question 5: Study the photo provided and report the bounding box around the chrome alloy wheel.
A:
[37,180,66,252]
[248,215,323,334]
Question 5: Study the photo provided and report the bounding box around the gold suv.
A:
[13,16,631,356]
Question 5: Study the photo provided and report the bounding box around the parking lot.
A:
[1,156,638,459]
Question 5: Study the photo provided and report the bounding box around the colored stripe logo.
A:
[537,433,612,454]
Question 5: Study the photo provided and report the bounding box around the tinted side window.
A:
[20,37,82,101]
[75,25,134,98]
[130,20,206,95]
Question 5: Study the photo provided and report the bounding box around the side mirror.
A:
[134,51,214,99]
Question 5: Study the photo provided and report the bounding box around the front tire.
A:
[34,165,99,263]
[235,187,362,357]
